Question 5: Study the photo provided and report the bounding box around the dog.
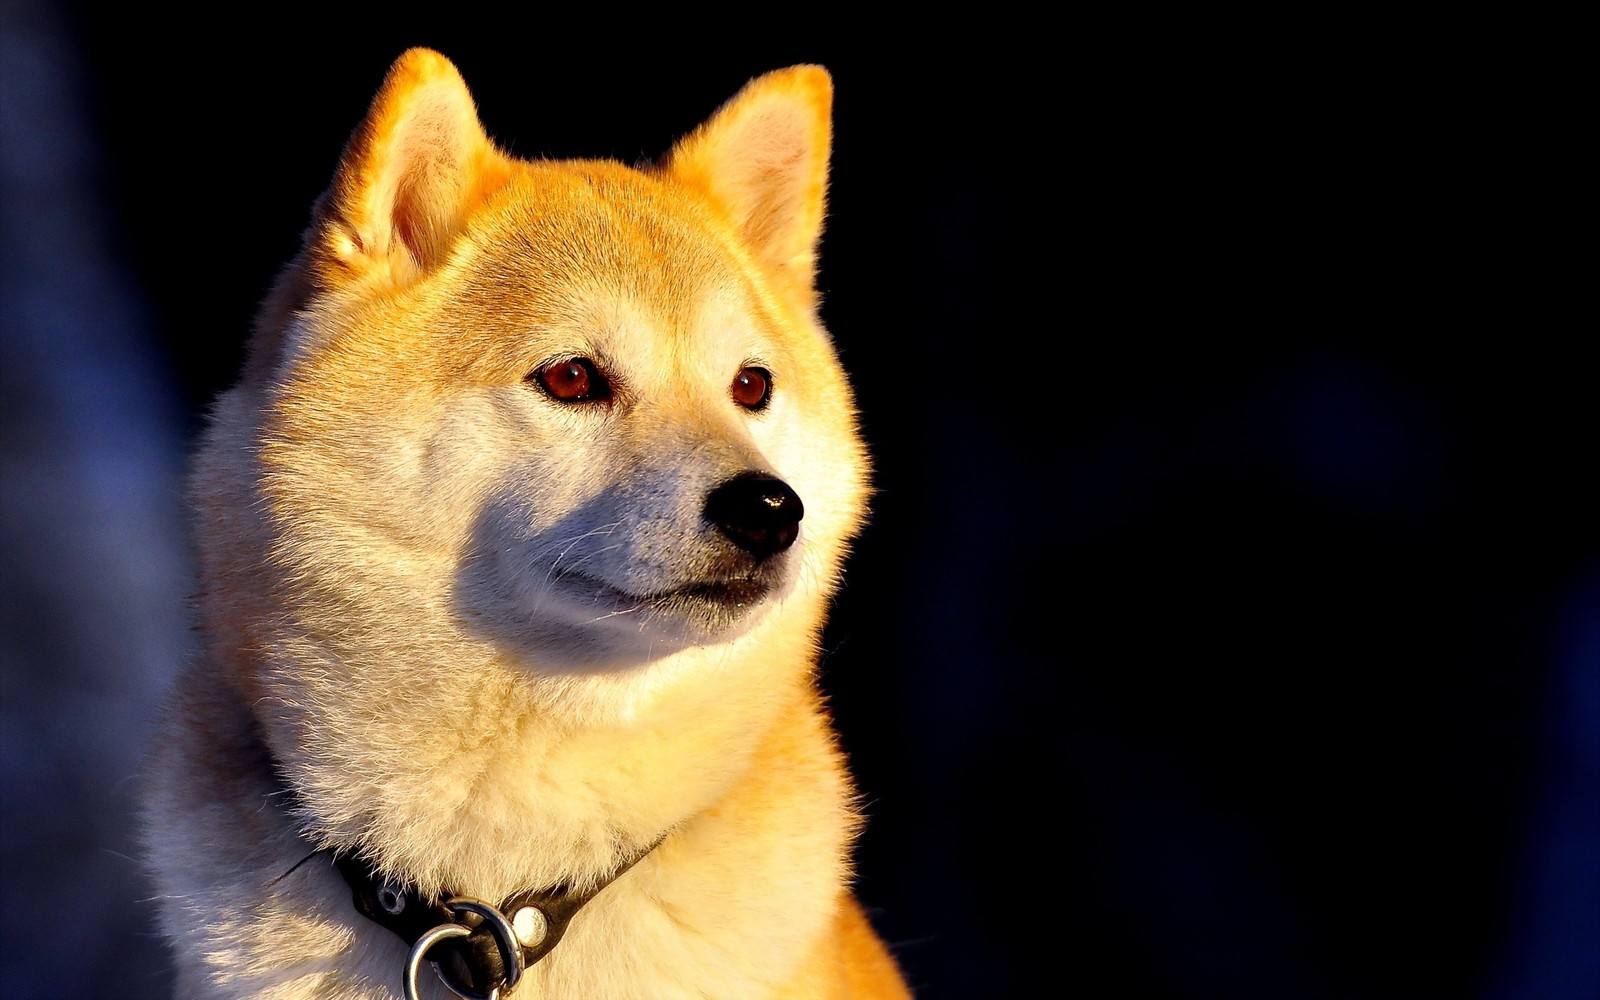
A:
[141,48,912,999]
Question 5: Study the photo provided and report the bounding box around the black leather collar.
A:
[332,836,663,996]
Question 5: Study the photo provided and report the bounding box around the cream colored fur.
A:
[142,49,911,999]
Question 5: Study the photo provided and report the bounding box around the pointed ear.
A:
[308,48,511,290]
[661,65,833,309]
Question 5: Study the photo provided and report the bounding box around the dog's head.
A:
[199,50,868,675]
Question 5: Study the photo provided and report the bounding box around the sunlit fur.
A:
[142,49,911,999]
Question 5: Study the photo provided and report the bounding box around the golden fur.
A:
[142,49,911,999]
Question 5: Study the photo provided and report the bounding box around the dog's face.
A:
[241,54,867,674]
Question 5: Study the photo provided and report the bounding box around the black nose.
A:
[704,472,804,560]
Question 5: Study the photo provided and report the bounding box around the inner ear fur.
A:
[660,65,834,310]
[308,48,512,289]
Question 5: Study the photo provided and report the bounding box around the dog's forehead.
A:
[454,163,784,358]
[485,162,729,287]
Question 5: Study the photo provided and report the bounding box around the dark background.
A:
[3,6,1595,1000]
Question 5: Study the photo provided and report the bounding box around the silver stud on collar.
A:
[512,905,548,949]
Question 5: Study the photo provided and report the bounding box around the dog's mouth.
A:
[660,577,772,607]
[551,569,783,636]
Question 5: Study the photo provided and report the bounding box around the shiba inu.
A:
[142,48,912,999]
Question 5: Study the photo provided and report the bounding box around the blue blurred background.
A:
[3,6,1595,999]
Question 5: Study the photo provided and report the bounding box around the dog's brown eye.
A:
[732,367,771,410]
[533,358,609,403]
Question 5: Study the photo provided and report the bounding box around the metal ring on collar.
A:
[443,897,526,993]
[403,895,525,1000]
[404,923,491,1000]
